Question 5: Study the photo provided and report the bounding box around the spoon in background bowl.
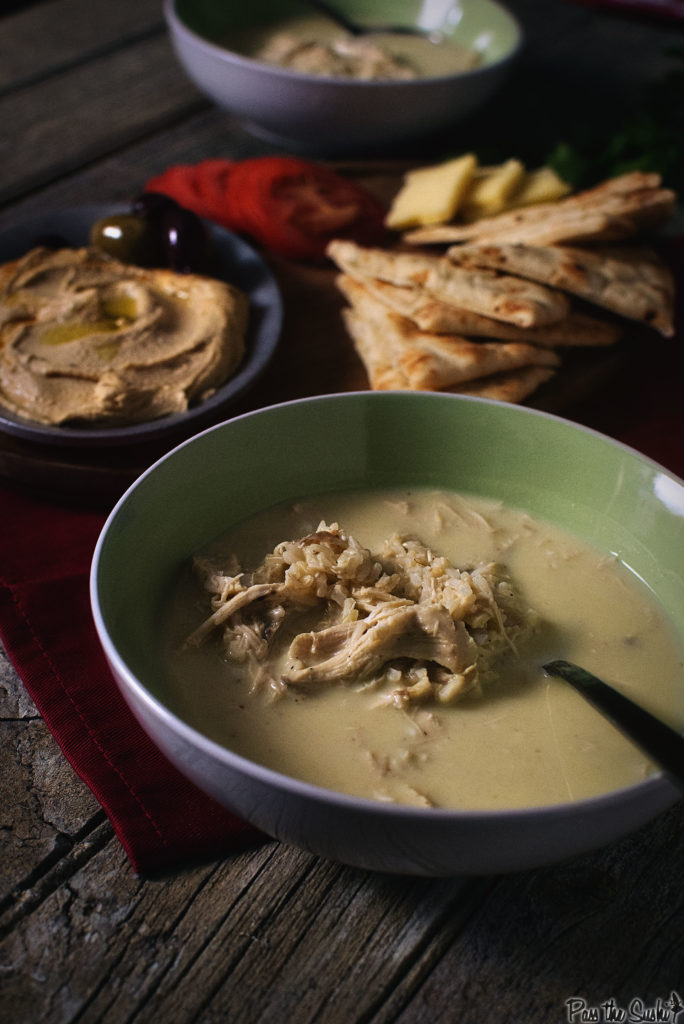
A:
[299,0,445,41]
[543,660,684,791]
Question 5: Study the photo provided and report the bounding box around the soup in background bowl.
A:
[90,392,684,875]
[164,0,522,154]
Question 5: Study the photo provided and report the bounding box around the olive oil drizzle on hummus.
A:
[0,246,248,426]
[39,291,146,351]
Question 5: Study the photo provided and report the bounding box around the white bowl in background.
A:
[164,0,524,154]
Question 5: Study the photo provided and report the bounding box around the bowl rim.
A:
[164,0,525,88]
[90,390,683,824]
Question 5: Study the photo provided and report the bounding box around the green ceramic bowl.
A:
[91,392,684,875]
[164,0,523,153]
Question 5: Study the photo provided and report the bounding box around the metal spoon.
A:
[543,659,684,791]
[299,0,444,41]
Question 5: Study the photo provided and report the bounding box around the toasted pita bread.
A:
[446,365,557,402]
[402,172,676,247]
[327,240,569,328]
[446,242,675,336]
[336,272,621,347]
[337,275,559,391]
[341,308,407,390]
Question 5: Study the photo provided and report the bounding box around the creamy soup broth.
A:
[232,16,481,79]
[163,489,684,810]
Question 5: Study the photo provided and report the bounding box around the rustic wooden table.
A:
[1,1,683,1021]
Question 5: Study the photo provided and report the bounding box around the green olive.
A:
[89,214,160,266]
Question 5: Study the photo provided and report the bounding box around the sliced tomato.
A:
[145,155,387,261]
[222,156,388,260]
[191,158,236,225]
[145,164,212,220]
[145,160,238,228]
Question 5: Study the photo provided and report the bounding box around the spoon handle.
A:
[543,659,684,791]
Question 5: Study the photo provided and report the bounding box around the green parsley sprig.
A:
[546,46,684,191]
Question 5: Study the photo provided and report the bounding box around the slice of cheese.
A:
[506,166,572,208]
[461,159,525,220]
[385,154,477,230]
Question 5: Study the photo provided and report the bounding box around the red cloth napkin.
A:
[0,491,262,875]
[1,242,682,877]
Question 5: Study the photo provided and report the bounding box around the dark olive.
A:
[129,192,216,273]
[89,214,161,266]
[131,191,181,222]
[159,206,214,274]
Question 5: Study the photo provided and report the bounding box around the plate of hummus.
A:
[0,205,283,447]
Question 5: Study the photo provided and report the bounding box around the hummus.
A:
[0,246,248,426]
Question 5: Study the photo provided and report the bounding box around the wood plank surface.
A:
[0,0,165,93]
[0,34,207,205]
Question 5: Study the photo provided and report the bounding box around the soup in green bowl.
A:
[91,392,684,875]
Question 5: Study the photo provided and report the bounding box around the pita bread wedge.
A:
[402,172,676,247]
[341,308,409,390]
[337,272,621,347]
[327,240,569,328]
[447,365,557,402]
[446,242,675,336]
[338,275,559,391]
[398,328,560,391]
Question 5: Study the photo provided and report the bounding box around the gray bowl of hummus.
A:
[165,0,523,154]
[0,205,282,448]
